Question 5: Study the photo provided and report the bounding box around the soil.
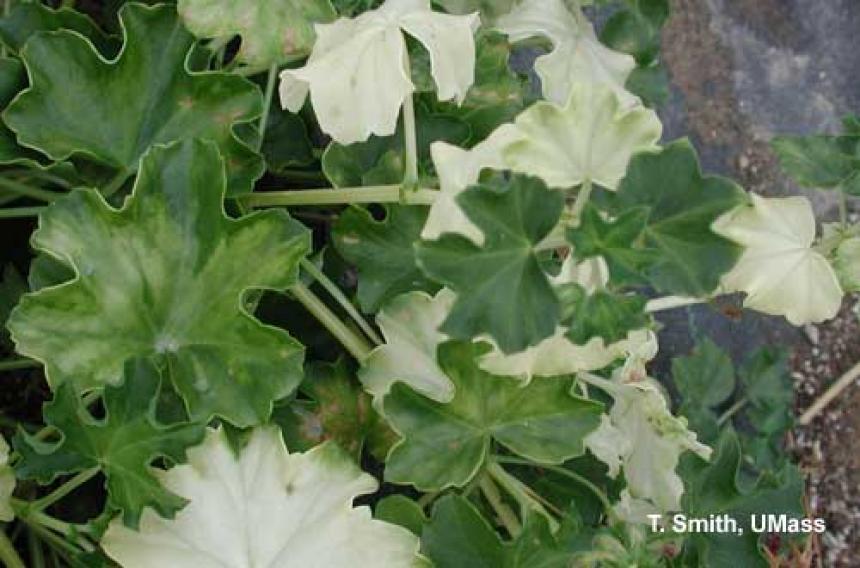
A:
[659,1,860,565]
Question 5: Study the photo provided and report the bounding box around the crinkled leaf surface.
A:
[0,2,115,55]
[496,0,636,106]
[680,430,804,566]
[102,427,423,568]
[0,434,13,522]
[359,289,455,402]
[712,194,843,324]
[177,0,336,66]
[333,205,440,313]
[8,140,310,426]
[15,359,205,528]
[503,82,661,190]
[584,376,710,511]
[611,139,746,296]
[280,0,478,144]
[4,3,264,195]
[567,203,656,286]
[383,341,602,490]
[417,174,563,353]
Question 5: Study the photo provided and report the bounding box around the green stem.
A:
[494,456,618,525]
[487,462,558,532]
[0,0,8,59]
[7,170,72,190]
[401,89,419,189]
[28,530,45,568]
[0,178,62,202]
[570,179,593,224]
[101,169,131,198]
[244,185,438,207]
[716,397,748,426]
[235,65,269,77]
[0,530,25,568]
[291,282,372,361]
[300,258,383,345]
[257,63,279,152]
[0,358,40,371]
[478,474,521,538]
[839,186,848,228]
[30,468,99,513]
[0,206,44,219]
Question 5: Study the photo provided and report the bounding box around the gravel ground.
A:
[659,1,860,565]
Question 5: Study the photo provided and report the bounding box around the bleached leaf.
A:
[0,435,13,522]
[495,0,636,106]
[423,124,522,244]
[280,0,478,144]
[583,375,711,512]
[612,489,661,526]
[359,289,456,403]
[712,194,843,325]
[503,82,662,190]
[102,427,422,568]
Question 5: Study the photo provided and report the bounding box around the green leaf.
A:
[15,359,205,528]
[600,0,670,66]
[672,338,735,441]
[567,203,655,286]
[376,495,427,537]
[416,174,564,353]
[383,341,602,490]
[505,514,572,568]
[563,285,649,345]
[0,264,25,346]
[177,0,335,67]
[421,494,506,568]
[260,107,315,173]
[681,430,805,566]
[3,4,264,195]
[333,205,440,313]
[772,129,860,195]
[625,64,669,108]
[0,2,116,55]
[435,0,516,19]
[8,139,310,426]
[611,139,746,296]
[0,57,48,166]
[321,108,470,188]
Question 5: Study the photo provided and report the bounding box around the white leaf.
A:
[280,0,478,144]
[503,81,662,190]
[102,428,422,568]
[612,489,661,526]
[584,376,711,512]
[359,289,456,403]
[424,124,522,244]
[712,194,843,325]
[0,435,13,522]
[495,0,636,106]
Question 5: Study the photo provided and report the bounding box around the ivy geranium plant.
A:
[0,0,850,566]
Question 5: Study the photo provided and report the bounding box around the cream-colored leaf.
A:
[423,124,522,244]
[359,289,456,403]
[0,435,13,522]
[495,0,636,106]
[177,0,336,67]
[102,428,422,568]
[280,0,478,144]
[503,81,662,190]
[712,194,843,325]
[612,489,661,526]
[583,375,711,512]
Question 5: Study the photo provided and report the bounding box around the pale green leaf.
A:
[0,434,13,522]
[712,194,843,325]
[359,289,456,403]
[102,427,423,567]
[178,0,336,67]
[8,140,310,426]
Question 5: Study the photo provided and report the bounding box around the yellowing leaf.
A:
[177,0,336,67]
[0,434,13,522]
[503,81,661,190]
[359,289,456,403]
[102,427,423,568]
[280,0,479,144]
[495,0,636,106]
[712,194,843,325]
